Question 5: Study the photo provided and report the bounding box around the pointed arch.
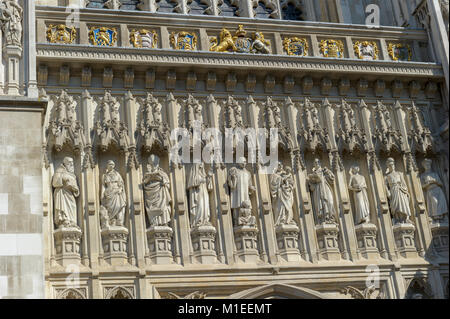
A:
[105,286,135,299]
[227,283,328,299]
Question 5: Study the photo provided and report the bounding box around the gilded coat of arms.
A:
[319,39,344,58]
[170,31,197,51]
[354,41,379,60]
[388,43,412,61]
[283,37,308,56]
[130,29,158,48]
[89,27,118,46]
[47,24,77,44]
[209,25,270,54]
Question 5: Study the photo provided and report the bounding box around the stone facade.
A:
[0,0,448,299]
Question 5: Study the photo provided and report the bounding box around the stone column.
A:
[166,93,191,265]
[205,95,234,264]
[123,91,147,268]
[246,96,278,264]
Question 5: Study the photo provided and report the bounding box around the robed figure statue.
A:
[187,163,213,228]
[270,163,296,226]
[100,160,127,227]
[143,155,172,227]
[348,165,371,225]
[308,158,336,224]
[420,159,448,223]
[52,157,79,229]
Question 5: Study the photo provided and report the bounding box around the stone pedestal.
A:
[355,223,379,259]
[393,223,417,258]
[430,222,449,255]
[101,226,129,266]
[4,45,22,96]
[191,225,217,264]
[316,223,341,261]
[54,227,82,266]
[234,226,259,263]
[146,226,173,264]
[275,224,301,262]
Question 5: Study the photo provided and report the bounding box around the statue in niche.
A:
[187,162,213,228]
[228,157,256,225]
[100,160,126,228]
[308,158,337,224]
[420,159,448,223]
[384,157,412,224]
[348,165,371,225]
[238,200,256,227]
[52,157,80,229]
[0,0,23,47]
[270,162,296,226]
[143,154,172,227]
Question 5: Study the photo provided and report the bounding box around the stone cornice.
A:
[36,44,444,79]
[0,96,48,113]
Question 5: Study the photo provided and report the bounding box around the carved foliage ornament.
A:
[130,29,158,48]
[319,39,344,58]
[170,31,197,50]
[388,43,412,61]
[283,37,308,56]
[89,27,118,46]
[353,41,379,60]
[47,24,77,44]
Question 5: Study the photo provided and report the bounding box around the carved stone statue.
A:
[251,32,270,54]
[420,159,448,222]
[348,165,371,225]
[143,154,172,227]
[0,0,23,47]
[100,160,126,227]
[228,157,256,225]
[52,157,79,229]
[270,162,296,226]
[308,158,336,224]
[187,163,213,228]
[384,158,412,224]
[238,200,256,227]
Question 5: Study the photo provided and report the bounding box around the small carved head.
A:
[237,156,247,168]
[106,160,115,171]
[351,165,360,175]
[148,154,160,170]
[422,158,432,171]
[386,157,395,172]
[63,157,75,173]
[313,158,321,169]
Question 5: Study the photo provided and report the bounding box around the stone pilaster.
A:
[4,46,22,96]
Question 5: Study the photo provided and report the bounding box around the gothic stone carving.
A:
[100,160,127,228]
[139,93,170,153]
[0,0,23,47]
